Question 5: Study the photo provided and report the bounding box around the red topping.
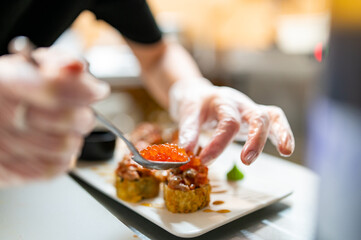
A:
[140,144,189,162]
[115,156,154,180]
[167,164,209,190]
[179,152,201,171]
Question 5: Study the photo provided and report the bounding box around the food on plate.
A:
[226,164,244,181]
[115,122,210,212]
[115,123,163,202]
[163,153,211,213]
[115,155,160,202]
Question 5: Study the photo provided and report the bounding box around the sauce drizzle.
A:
[212,200,224,205]
[140,202,163,209]
[203,209,214,212]
[203,208,231,213]
[217,209,230,213]
[141,203,152,207]
[211,190,227,194]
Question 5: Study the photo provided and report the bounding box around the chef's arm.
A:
[125,39,207,108]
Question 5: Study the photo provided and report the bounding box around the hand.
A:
[0,48,109,187]
[169,80,295,165]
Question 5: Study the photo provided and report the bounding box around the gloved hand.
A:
[169,79,294,165]
[0,48,109,187]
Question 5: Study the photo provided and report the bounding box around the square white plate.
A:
[73,144,292,238]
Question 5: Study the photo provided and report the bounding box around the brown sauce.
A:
[203,209,215,212]
[212,200,224,205]
[140,202,163,209]
[141,203,152,207]
[203,208,231,213]
[211,190,227,194]
[217,209,230,213]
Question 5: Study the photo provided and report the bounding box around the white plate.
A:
[73,144,292,238]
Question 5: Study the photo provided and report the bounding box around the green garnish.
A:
[227,164,244,181]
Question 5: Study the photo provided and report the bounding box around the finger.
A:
[178,103,203,153]
[266,106,295,156]
[0,52,109,109]
[0,151,73,186]
[240,110,270,165]
[0,97,94,137]
[0,95,20,128]
[49,67,110,107]
[33,47,86,75]
[34,48,110,105]
[0,138,73,183]
[0,154,42,183]
[199,101,240,164]
[0,96,95,135]
[26,106,95,135]
[0,129,83,159]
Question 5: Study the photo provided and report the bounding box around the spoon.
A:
[93,110,189,169]
[8,36,190,170]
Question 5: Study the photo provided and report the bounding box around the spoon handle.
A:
[92,109,157,169]
[92,109,140,155]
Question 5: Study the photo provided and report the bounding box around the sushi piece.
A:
[114,123,165,203]
[115,156,159,202]
[138,143,210,213]
[163,154,211,213]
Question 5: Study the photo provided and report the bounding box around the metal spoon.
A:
[8,36,190,170]
[93,110,189,170]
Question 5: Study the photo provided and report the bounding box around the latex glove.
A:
[170,80,295,165]
[0,48,110,187]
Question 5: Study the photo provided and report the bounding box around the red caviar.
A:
[140,144,188,162]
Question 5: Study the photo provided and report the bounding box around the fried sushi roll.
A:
[115,123,166,203]
[164,157,210,213]
[115,156,160,202]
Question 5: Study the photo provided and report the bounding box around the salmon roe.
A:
[140,144,188,162]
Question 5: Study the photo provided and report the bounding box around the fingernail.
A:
[245,151,257,165]
[63,61,84,73]
[280,139,294,157]
[279,134,294,157]
[285,138,293,154]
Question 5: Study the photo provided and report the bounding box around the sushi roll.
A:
[115,122,164,202]
[164,155,211,213]
[137,143,210,213]
[115,156,160,202]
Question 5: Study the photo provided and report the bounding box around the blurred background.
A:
[54,0,331,166]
